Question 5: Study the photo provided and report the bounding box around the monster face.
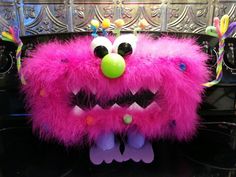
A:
[21,34,209,148]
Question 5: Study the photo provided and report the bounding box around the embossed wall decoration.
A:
[167,4,209,33]
[0,1,18,34]
[23,3,68,35]
[0,0,235,36]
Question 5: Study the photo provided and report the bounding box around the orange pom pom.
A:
[114,19,125,28]
[139,19,149,29]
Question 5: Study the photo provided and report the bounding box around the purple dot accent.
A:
[179,63,186,71]
[61,58,68,63]
[41,123,50,133]
[169,120,176,128]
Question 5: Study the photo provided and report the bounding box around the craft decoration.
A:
[90,18,111,37]
[101,53,126,78]
[204,14,236,87]
[91,19,100,37]
[0,26,25,84]
[134,19,149,36]
[113,19,125,37]
[2,18,216,165]
[101,18,111,36]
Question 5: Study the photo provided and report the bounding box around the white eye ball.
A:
[91,37,112,58]
[113,34,138,57]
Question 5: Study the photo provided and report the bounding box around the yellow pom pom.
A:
[91,19,99,29]
[139,19,149,29]
[102,18,111,29]
[114,19,125,28]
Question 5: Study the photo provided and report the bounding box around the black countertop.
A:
[0,122,236,177]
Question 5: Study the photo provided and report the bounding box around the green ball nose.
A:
[101,53,126,79]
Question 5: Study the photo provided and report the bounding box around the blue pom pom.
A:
[179,63,186,71]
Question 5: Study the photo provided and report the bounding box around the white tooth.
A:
[111,103,121,109]
[146,102,158,109]
[73,106,83,116]
[90,87,96,95]
[128,102,143,111]
[72,89,80,95]
[93,105,102,110]
[150,87,158,94]
[130,88,138,95]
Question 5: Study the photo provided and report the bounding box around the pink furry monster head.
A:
[21,33,210,146]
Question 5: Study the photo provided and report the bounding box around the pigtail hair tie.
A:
[1,26,26,85]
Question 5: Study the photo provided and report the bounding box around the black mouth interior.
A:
[71,89,157,110]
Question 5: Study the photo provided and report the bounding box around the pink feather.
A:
[21,34,210,146]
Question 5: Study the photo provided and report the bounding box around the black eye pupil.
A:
[94,46,108,58]
[118,42,133,57]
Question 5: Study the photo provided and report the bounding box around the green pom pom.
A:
[101,53,126,79]
[123,114,132,124]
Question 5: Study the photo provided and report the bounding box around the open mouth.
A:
[71,89,158,111]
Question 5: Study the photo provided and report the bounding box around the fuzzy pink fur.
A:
[21,34,210,146]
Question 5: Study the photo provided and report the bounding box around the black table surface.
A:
[0,122,236,177]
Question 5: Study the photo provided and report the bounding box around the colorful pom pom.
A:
[101,18,110,36]
[91,19,100,29]
[102,18,111,29]
[134,19,149,36]
[113,19,125,37]
[40,89,46,97]
[86,116,94,126]
[114,19,125,28]
[138,19,149,29]
[123,114,132,124]
[91,19,100,37]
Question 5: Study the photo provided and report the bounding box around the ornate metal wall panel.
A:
[166,2,209,34]
[0,0,235,36]
[23,2,68,35]
[0,1,18,33]
[72,0,162,32]
[73,4,95,32]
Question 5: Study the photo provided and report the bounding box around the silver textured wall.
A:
[0,0,235,37]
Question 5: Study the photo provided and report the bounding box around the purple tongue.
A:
[89,143,123,165]
[96,132,115,151]
[123,141,154,163]
[89,141,154,164]
[127,131,145,149]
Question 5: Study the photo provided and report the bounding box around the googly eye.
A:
[118,43,133,57]
[94,46,109,58]
[91,36,112,58]
[113,34,137,57]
